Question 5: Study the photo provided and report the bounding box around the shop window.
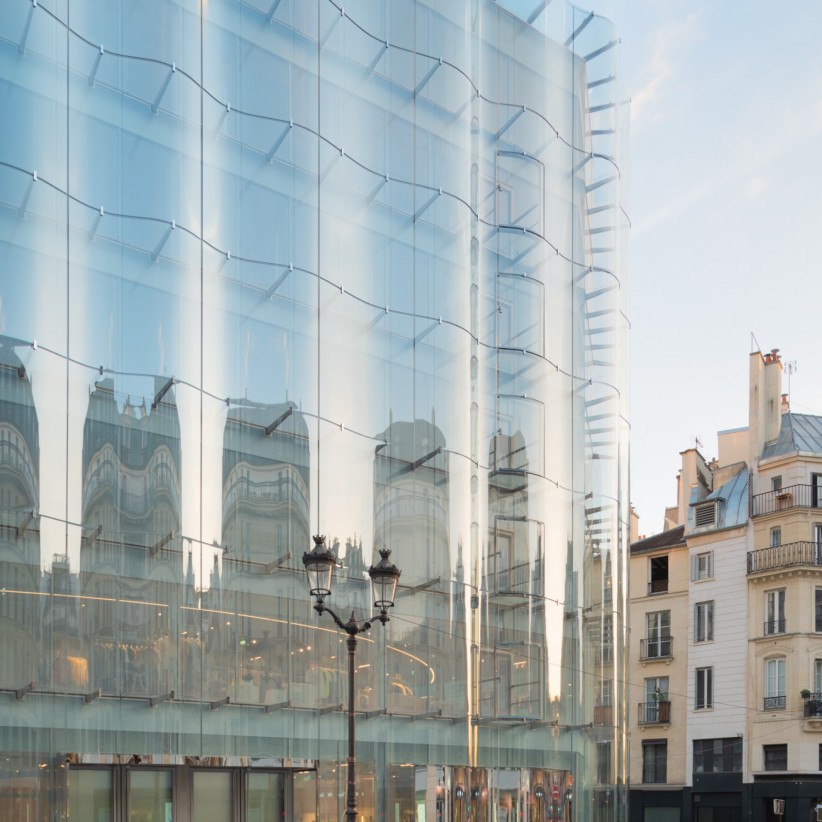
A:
[192,771,232,822]
[129,770,172,820]
[69,769,113,820]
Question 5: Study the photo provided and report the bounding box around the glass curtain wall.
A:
[0,0,629,819]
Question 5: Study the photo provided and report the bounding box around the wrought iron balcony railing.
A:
[640,637,673,660]
[752,483,822,516]
[647,579,669,595]
[763,619,786,636]
[747,541,822,574]
[803,693,822,717]
[763,696,786,711]
[637,700,671,725]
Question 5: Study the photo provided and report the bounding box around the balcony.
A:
[752,483,821,516]
[763,696,786,711]
[640,637,673,661]
[763,619,786,636]
[747,541,822,574]
[593,704,613,725]
[637,700,671,725]
[803,693,822,718]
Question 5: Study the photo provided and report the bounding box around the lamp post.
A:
[302,534,401,822]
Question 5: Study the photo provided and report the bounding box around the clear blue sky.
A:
[591,0,822,535]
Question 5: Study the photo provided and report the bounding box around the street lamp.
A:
[302,534,401,822]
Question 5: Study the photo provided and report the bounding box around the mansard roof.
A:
[630,525,685,555]
[762,413,822,459]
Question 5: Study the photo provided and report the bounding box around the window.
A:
[596,741,611,784]
[813,473,822,508]
[642,740,667,783]
[694,503,716,528]
[694,601,714,642]
[648,555,669,594]
[815,524,822,564]
[764,589,786,634]
[693,738,742,774]
[763,744,787,771]
[644,611,671,658]
[691,551,713,581]
[772,476,783,492]
[815,659,822,694]
[695,667,713,709]
[770,527,781,548]
[819,744,822,771]
[642,677,669,723]
[816,588,822,632]
[765,658,786,710]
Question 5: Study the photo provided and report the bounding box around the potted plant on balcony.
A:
[801,689,820,718]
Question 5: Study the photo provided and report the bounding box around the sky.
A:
[589,0,822,536]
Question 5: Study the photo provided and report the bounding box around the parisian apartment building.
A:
[0,1,630,820]
[629,348,822,822]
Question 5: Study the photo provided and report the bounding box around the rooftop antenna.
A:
[695,436,703,451]
[750,331,761,353]
[785,361,797,397]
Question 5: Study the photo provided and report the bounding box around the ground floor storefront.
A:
[631,774,822,821]
[2,754,584,822]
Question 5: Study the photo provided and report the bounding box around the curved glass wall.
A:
[0,0,629,820]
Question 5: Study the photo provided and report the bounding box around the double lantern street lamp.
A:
[302,534,402,822]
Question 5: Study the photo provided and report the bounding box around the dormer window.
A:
[695,502,716,528]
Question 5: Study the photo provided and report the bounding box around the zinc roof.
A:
[762,413,822,459]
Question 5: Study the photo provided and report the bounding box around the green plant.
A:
[800,688,811,699]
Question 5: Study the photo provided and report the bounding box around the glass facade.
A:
[0,0,629,820]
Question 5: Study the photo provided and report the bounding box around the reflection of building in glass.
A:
[0,337,40,685]
[374,417,450,586]
[79,378,183,697]
[222,401,309,566]
[373,417,466,717]
[218,401,310,706]
[482,431,546,720]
